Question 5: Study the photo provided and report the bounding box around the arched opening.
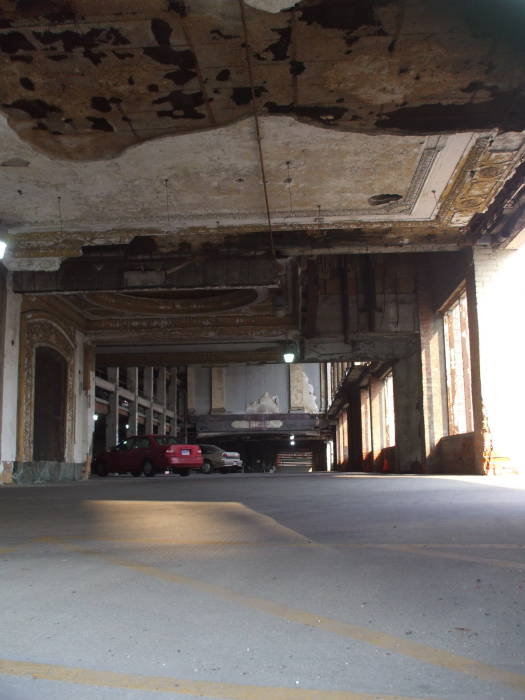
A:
[33,346,67,462]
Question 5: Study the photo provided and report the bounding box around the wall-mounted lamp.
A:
[0,241,7,260]
[93,414,98,421]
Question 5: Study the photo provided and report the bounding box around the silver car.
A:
[199,444,243,474]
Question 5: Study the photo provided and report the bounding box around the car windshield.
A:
[155,436,179,446]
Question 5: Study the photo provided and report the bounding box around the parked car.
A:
[94,435,203,477]
[199,444,243,474]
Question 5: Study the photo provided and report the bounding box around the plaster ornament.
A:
[303,379,319,414]
[246,392,280,413]
[244,0,299,12]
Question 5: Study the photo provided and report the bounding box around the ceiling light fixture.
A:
[283,341,297,364]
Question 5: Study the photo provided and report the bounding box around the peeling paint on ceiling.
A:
[244,0,300,12]
[0,0,524,160]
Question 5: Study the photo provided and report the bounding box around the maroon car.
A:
[94,435,203,477]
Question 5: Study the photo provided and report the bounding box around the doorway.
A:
[33,346,67,461]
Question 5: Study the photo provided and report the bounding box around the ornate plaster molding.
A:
[438,136,525,226]
[84,289,259,316]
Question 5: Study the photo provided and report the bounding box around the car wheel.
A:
[220,467,228,474]
[131,470,141,477]
[179,468,190,477]
[201,460,214,475]
[94,461,108,477]
[143,460,155,477]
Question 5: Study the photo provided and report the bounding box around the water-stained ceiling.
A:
[1,0,525,271]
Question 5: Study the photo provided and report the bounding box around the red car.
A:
[94,435,203,477]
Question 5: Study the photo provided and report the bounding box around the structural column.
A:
[168,367,178,436]
[289,363,304,412]
[106,367,119,448]
[144,367,154,433]
[348,383,363,470]
[393,351,425,473]
[186,365,197,434]
[126,367,138,436]
[210,367,226,413]
[0,270,21,484]
[157,366,167,432]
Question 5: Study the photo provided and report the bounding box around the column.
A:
[168,367,178,436]
[106,367,119,448]
[289,363,304,412]
[144,367,154,433]
[348,383,363,470]
[417,258,448,467]
[0,271,21,484]
[186,365,197,415]
[369,377,382,463]
[126,367,138,436]
[393,351,425,473]
[157,367,167,432]
[211,367,226,413]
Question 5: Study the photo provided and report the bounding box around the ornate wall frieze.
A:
[438,137,525,226]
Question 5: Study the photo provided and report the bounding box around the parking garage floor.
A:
[1,472,525,700]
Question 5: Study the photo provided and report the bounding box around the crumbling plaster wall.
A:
[72,331,95,473]
[225,363,290,414]
[189,362,321,416]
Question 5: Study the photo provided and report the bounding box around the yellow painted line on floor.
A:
[334,543,525,550]
[0,658,440,700]
[375,544,525,572]
[418,543,525,550]
[34,536,321,548]
[52,541,525,694]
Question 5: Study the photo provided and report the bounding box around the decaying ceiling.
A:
[1,0,525,346]
[1,0,525,160]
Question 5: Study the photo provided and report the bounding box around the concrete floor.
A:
[1,473,525,700]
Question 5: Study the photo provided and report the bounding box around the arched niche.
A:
[18,314,75,463]
[32,346,67,461]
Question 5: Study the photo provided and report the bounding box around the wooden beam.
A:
[303,258,319,338]
[96,348,283,367]
[12,256,282,294]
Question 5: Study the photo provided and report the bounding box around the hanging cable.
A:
[238,0,276,258]
[164,178,171,228]
[57,196,63,234]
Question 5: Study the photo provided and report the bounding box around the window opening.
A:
[443,288,473,434]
